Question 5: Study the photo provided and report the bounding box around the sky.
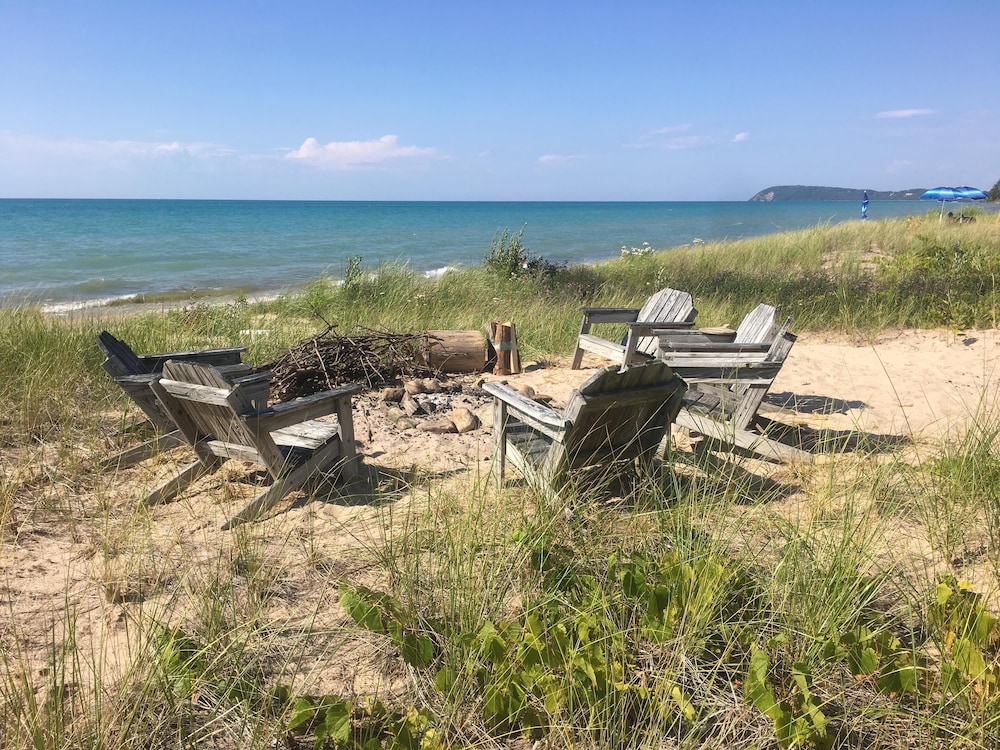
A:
[1,1,997,201]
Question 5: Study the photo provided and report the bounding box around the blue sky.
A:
[1,1,997,201]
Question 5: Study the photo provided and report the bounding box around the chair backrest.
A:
[733,304,779,345]
[156,361,284,470]
[636,288,697,325]
[634,288,697,357]
[97,331,148,376]
[562,361,686,467]
[764,318,797,363]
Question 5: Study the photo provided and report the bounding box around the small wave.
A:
[424,265,457,278]
[39,295,141,314]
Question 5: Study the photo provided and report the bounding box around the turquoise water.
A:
[0,199,942,309]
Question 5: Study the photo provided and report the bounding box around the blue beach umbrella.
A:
[861,191,869,220]
[952,186,987,219]
[953,186,987,201]
[921,186,962,220]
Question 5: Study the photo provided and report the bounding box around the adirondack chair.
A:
[660,319,809,463]
[483,360,687,497]
[570,287,697,371]
[96,331,268,469]
[654,303,781,357]
[144,361,364,529]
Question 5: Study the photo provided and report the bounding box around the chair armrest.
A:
[232,371,271,387]
[112,372,159,387]
[628,321,694,335]
[482,382,571,431]
[139,346,247,372]
[660,341,771,353]
[244,383,364,432]
[578,307,641,325]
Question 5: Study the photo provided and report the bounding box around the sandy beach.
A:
[4,325,1000,728]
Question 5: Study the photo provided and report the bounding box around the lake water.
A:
[0,199,943,310]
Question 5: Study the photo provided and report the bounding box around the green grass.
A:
[3,213,1000,748]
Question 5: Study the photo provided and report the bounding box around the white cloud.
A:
[285,135,436,168]
[732,132,750,143]
[875,109,936,119]
[0,131,235,161]
[629,124,712,150]
[537,153,583,166]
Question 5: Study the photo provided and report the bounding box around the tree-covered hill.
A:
[749,185,926,201]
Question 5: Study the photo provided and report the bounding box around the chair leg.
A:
[140,458,218,507]
[221,465,308,530]
[100,430,186,470]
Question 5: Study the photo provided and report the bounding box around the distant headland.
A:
[748,186,925,202]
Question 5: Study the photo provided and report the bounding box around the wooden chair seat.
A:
[662,315,808,462]
[571,288,697,371]
[97,331,265,468]
[484,360,687,497]
[143,360,363,529]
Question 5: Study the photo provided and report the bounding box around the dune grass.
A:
[2,213,1000,748]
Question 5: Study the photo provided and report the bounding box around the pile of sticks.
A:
[260,326,435,402]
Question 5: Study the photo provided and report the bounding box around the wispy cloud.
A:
[875,109,936,119]
[285,135,436,168]
[0,131,235,161]
[537,153,584,166]
[628,124,724,150]
[731,132,750,143]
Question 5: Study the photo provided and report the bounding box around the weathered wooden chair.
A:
[144,361,364,529]
[654,303,782,358]
[483,361,687,497]
[661,320,808,463]
[97,331,268,468]
[570,288,697,371]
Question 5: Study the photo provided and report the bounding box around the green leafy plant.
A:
[744,641,830,749]
[484,225,562,280]
[929,576,1000,709]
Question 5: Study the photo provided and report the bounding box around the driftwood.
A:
[260,326,435,402]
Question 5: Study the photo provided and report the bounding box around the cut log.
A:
[418,330,486,373]
[488,321,521,375]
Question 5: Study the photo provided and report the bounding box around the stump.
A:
[487,321,522,375]
[418,330,486,373]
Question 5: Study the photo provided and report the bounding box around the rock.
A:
[395,417,418,431]
[514,384,536,399]
[404,380,425,395]
[421,378,443,393]
[450,407,480,434]
[475,403,494,428]
[401,392,426,416]
[385,406,406,423]
[417,418,457,434]
[381,386,405,402]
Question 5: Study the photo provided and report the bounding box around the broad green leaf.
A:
[936,581,953,607]
[952,637,988,679]
[745,649,780,720]
[287,697,318,731]
[321,700,352,744]
[670,684,697,722]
